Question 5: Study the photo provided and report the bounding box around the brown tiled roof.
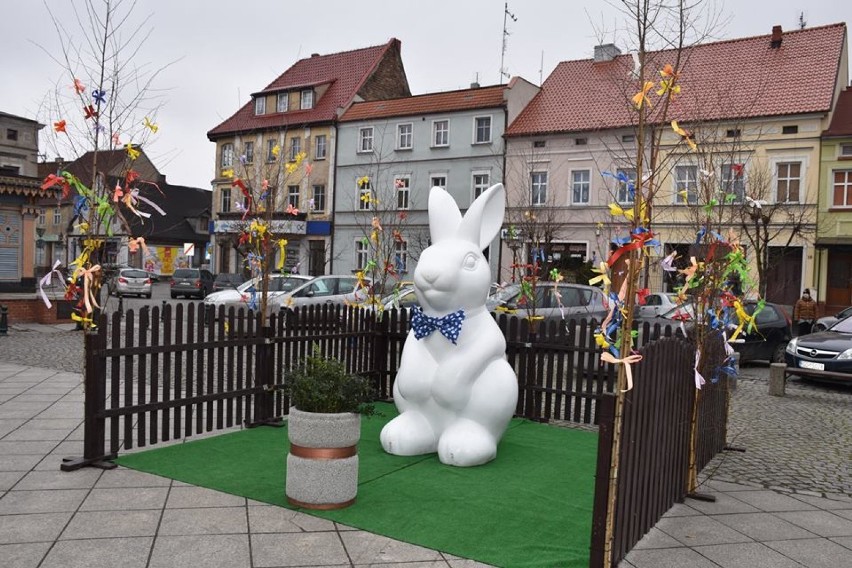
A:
[507,23,847,137]
[208,39,402,138]
[824,88,852,137]
[340,85,506,122]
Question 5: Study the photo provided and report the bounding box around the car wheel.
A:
[144,293,152,299]
[772,342,787,364]
[813,324,825,332]
[171,293,177,299]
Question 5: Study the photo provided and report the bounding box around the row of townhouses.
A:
[206,24,852,313]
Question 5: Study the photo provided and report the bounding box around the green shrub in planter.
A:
[285,346,377,416]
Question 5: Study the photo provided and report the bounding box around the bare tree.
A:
[37,0,173,327]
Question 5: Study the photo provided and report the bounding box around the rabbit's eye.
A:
[462,253,478,271]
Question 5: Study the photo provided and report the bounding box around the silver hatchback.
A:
[114,268,153,298]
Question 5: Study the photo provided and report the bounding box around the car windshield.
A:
[122,269,149,279]
[660,303,696,319]
[829,315,852,333]
[237,275,306,294]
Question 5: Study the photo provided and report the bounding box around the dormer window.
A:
[301,89,314,110]
[255,96,266,115]
[277,93,289,113]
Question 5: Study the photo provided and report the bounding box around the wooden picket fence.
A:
[59,303,729,568]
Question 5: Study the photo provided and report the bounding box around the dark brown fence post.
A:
[373,311,389,398]
[247,323,281,427]
[61,316,117,471]
[589,392,616,568]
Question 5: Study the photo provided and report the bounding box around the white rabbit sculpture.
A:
[380,183,518,467]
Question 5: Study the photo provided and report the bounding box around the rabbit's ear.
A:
[428,186,462,244]
[458,183,505,250]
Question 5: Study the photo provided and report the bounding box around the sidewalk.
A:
[0,360,850,567]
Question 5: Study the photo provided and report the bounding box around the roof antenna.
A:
[500,2,517,83]
[798,12,807,30]
[539,50,544,85]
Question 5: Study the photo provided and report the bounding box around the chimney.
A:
[54,157,64,163]
[470,81,480,89]
[771,25,783,48]
[594,44,621,63]
[311,53,320,57]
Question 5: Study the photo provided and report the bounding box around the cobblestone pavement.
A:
[701,374,852,499]
[2,326,850,499]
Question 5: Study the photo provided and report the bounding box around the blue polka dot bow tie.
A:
[411,306,466,344]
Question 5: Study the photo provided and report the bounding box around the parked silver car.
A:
[113,268,153,298]
[813,306,852,332]
[488,282,609,324]
[268,275,372,312]
[203,274,314,314]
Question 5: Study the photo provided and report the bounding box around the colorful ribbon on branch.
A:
[601,352,643,392]
[79,264,102,315]
[38,260,65,309]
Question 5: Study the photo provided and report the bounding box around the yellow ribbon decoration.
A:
[601,352,644,392]
[729,300,755,343]
[594,332,611,350]
[588,261,611,291]
[609,203,635,221]
[276,239,288,271]
[125,144,140,160]
[632,81,654,108]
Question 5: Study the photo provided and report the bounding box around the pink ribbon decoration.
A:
[694,350,705,390]
[601,352,643,392]
[79,264,102,315]
[38,260,65,309]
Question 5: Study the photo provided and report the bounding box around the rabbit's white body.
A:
[380,184,518,467]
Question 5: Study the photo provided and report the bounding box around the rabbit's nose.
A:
[418,267,439,284]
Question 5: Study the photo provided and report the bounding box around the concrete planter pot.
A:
[285,407,361,510]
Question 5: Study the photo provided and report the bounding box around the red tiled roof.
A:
[824,88,852,137]
[208,39,401,138]
[507,23,847,137]
[340,85,506,121]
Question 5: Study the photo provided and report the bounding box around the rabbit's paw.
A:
[437,419,497,467]
[380,411,438,456]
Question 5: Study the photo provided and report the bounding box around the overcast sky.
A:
[5,0,851,190]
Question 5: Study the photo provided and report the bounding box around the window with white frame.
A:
[474,116,492,144]
[53,207,61,225]
[675,165,698,204]
[433,120,449,147]
[244,142,254,164]
[832,170,852,208]
[615,168,636,204]
[255,96,266,115]
[355,239,369,270]
[358,179,372,211]
[267,139,277,162]
[395,240,408,273]
[221,143,234,168]
[358,127,374,153]
[395,177,410,210]
[572,170,590,204]
[312,185,326,212]
[720,163,745,202]
[776,162,801,202]
[472,172,490,199]
[397,123,413,150]
[430,174,447,189]
[289,137,301,161]
[220,187,232,213]
[315,135,326,159]
[300,89,314,109]
[37,208,45,225]
[287,185,300,209]
[841,144,852,157]
[531,171,548,206]
[276,92,288,113]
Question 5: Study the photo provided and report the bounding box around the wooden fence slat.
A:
[149,305,160,446]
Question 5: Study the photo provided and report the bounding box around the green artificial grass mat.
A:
[116,403,598,568]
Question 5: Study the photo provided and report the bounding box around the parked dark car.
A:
[638,300,792,363]
[213,273,246,293]
[170,268,214,299]
[785,315,852,383]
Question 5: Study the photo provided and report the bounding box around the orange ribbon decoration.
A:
[79,264,102,315]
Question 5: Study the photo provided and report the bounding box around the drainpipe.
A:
[330,121,339,274]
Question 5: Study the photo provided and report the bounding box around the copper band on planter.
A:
[287,496,356,510]
[289,443,357,460]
